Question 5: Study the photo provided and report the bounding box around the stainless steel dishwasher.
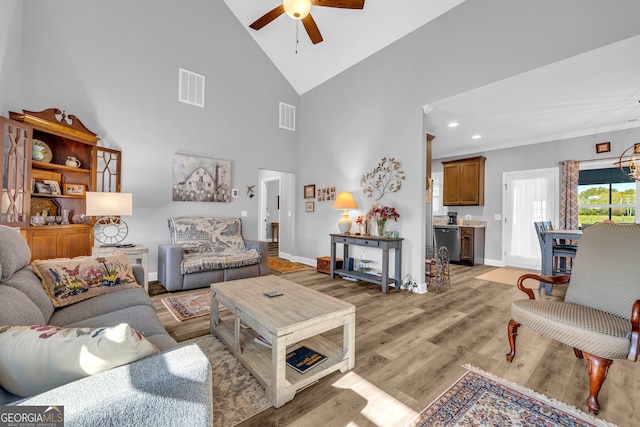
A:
[434,226,461,262]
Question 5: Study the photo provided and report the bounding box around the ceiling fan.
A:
[249,0,365,45]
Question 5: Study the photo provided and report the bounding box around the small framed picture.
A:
[35,182,51,194]
[304,184,315,199]
[305,201,314,212]
[595,142,610,154]
[634,143,640,154]
[64,183,86,195]
[43,180,61,195]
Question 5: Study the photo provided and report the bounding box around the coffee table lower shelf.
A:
[213,314,351,407]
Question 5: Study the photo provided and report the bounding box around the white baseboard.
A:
[284,254,316,267]
[483,258,504,267]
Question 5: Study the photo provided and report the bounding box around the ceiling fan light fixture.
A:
[283,0,311,20]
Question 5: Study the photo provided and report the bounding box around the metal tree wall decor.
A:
[360,157,405,201]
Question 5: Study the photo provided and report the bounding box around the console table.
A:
[330,233,403,293]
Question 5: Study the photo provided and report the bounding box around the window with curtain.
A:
[578,167,636,225]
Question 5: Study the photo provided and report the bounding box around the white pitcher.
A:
[65,156,81,168]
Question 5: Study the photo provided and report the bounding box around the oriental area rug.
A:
[161,291,225,322]
[407,366,616,427]
[267,257,314,273]
[187,334,272,427]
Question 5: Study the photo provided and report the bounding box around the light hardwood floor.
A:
[150,264,638,427]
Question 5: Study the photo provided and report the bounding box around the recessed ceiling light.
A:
[448,122,459,128]
[472,134,482,139]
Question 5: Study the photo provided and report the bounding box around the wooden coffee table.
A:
[210,276,356,408]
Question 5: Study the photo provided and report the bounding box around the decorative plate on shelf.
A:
[32,139,53,163]
[30,198,60,217]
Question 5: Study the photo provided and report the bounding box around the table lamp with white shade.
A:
[333,192,358,234]
[85,191,133,246]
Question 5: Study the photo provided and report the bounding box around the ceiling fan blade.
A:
[311,0,365,9]
[249,5,285,30]
[302,14,323,44]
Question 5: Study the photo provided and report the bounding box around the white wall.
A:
[16,0,300,275]
[0,0,22,114]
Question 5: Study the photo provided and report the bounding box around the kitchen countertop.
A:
[433,221,486,228]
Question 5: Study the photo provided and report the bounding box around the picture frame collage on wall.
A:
[303,184,337,213]
[316,186,336,202]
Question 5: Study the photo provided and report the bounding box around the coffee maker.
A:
[447,212,458,225]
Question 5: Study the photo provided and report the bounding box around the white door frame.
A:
[502,167,559,268]
[258,176,281,242]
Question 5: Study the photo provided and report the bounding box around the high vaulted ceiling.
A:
[224,0,640,157]
[223,0,466,95]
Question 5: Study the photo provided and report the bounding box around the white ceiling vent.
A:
[279,102,295,131]
[178,68,205,108]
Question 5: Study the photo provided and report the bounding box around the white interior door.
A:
[503,167,559,269]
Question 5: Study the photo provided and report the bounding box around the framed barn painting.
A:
[172,154,232,202]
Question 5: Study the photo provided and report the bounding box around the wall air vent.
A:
[279,102,295,131]
[178,68,205,108]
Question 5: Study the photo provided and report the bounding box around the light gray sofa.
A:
[158,217,268,292]
[0,225,212,426]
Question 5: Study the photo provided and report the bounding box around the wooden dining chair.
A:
[534,221,577,274]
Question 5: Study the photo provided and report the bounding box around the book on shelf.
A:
[254,335,271,349]
[286,345,327,374]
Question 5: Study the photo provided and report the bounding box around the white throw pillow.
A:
[0,323,159,397]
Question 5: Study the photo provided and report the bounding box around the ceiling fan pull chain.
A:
[295,20,299,54]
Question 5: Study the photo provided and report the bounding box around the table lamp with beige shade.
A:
[333,192,358,234]
[86,191,133,246]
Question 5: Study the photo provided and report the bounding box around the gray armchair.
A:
[506,223,640,415]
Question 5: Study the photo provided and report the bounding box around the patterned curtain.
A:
[560,160,580,230]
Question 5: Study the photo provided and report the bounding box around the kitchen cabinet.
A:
[460,226,485,266]
[442,156,486,206]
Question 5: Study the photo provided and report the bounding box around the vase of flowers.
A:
[355,215,363,235]
[366,204,400,237]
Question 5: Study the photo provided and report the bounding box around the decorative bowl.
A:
[30,215,46,226]
[71,214,87,224]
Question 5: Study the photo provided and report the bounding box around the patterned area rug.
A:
[161,291,225,322]
[408,366,616,427]
[187,334,272,427]
[267,257,313,273]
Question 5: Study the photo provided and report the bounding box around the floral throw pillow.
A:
[31,253,141,308]
[0,323,158,397]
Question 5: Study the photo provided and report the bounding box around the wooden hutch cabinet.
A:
[1,108,121,261]
[442,156,486,206]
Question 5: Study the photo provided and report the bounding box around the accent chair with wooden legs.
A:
[506,223,640,415]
